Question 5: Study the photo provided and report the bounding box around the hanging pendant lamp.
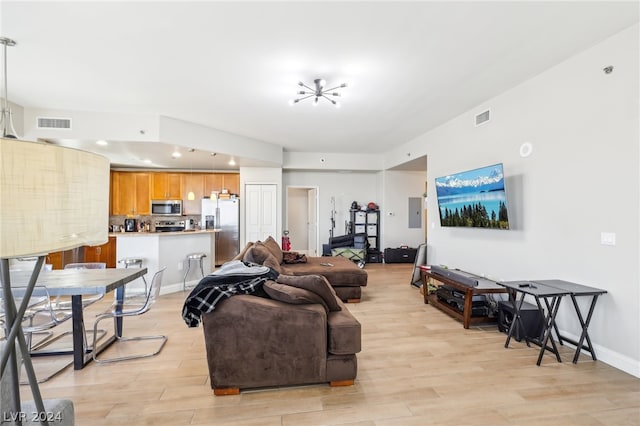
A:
[210,153,218,200]
[0,37,18,139]
[187,148,195,200]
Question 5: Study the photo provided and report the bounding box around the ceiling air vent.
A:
[37,117,72,130]
[475,109,490,127]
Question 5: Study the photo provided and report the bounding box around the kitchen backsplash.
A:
[109,215,203,232]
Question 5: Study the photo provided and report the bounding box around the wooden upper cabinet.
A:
[204,173,239,196]
[136,173,151,214]
[111,171,150,216]
[204,174,224,195]
[222,173,240,195]
[182,173,205,215]
[151,173,183,200]
[110,171,238,216]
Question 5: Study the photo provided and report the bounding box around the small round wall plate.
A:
[519,142,533,158]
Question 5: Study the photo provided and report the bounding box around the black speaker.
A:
[498,300,544,342]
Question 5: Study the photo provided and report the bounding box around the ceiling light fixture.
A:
[289,78,347,107]
[0,37,18,139]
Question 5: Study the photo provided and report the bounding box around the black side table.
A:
[535,280,608,364]
[499,280,571,366]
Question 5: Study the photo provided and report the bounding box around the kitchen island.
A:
[111,229,219,294]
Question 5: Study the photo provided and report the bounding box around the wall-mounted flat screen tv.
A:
[435,163,510,229]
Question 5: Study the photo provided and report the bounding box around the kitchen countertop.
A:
[109,229,220,237]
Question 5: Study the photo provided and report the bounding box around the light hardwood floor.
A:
[20,263,640,425]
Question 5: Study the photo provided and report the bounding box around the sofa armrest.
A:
[202,295,328,390]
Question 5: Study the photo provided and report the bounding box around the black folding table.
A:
[499,281,570,365]
[499,279,607,365]
[534,279,608,364]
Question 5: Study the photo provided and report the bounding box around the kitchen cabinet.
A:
[204,174,223,195]
[111,171,151,216]
[45,251,63,270]
[109,171,239,217]
[182,173,205,215]
[204,173,239,196]
[223,173,240,195]
[84,236,116,268]
[151,172,183,200]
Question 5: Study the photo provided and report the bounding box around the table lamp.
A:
[0,137,109,421]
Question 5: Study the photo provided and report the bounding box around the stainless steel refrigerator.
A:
[202,198,240,266]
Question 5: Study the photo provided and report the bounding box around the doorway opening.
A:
[285,186,319,256]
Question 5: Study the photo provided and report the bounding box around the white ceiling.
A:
[1,1,638,169]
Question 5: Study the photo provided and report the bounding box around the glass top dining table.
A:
[9,267,148,370]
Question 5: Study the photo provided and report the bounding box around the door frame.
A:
[285,185,320,256]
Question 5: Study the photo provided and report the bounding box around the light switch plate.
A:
[600,232,616,246]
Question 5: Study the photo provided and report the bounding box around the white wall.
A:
[159,116,283,166]
[380,170,427,249]
[282,171,381,247]
[23,108,161,142]
[283,169,427,253]
[393,24,640,376]
[284,151,384,171]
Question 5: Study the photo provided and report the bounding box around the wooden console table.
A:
[421,270,507,328]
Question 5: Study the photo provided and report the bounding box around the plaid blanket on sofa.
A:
[182,260,279,327]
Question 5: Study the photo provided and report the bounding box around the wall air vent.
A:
[475,109,490,127]
[37,117,72,130]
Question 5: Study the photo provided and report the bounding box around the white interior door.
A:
[246,183,277,243]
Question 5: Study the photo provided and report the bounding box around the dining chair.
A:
[9,286,74,383]
[55,262,107,307]
[92,267,167,363]
[31,262,109,355]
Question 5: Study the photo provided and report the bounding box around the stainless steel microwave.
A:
[150,200,182,216]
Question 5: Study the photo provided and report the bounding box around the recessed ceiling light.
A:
[228,158,236,166]
[143,159,152,164]
[171,151,181,159]
[96,140,108,146]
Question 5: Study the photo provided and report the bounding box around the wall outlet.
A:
[177,261,184,270]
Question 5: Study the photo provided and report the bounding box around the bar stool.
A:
[183,252,207,291]
[118,257,148,295]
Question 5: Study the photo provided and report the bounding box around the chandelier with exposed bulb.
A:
[289,78,347,108]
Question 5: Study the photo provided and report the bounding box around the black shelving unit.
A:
[350,209,381,263]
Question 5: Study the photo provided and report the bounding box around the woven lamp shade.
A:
[0,137,110,258]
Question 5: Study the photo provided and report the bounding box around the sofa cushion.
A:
[327,299,361,355]
[280,256,367,287]
[243,243,272,264]
[233,241,254,261]
[262,253,282,273]
[276,274,341,312]
[263,280,329,313]
[262,236,284,264]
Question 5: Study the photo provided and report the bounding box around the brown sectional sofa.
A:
[236,236,368,302]
[201,274,361,395]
